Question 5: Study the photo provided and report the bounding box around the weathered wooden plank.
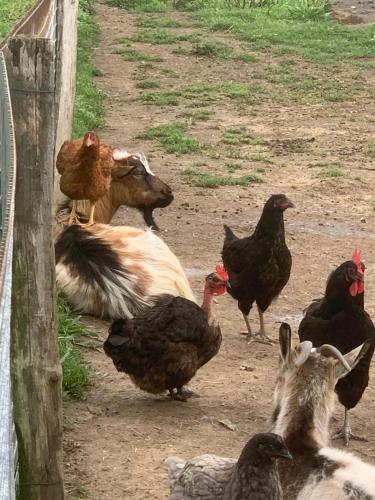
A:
[6,37,64,500]
[54,0,79,209]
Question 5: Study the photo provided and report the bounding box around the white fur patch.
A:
[135,153,154,176]
[113,148,131,161]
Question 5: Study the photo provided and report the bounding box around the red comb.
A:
[349,248,364,296]
[216,264,229,281]
[352,249,361,265]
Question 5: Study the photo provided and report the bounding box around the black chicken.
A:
[298,250,375,446]
[222,194,294,344]
[103,266,228,401]
[165,432,292,500]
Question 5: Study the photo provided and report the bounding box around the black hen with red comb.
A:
[222,194,294,344]
[298,250,375,446]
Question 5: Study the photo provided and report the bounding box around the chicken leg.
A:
[60,200,79,225]
[78,201,96,228]
[245,307,275,345]
[332,409,368,447]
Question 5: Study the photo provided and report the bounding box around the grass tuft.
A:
[108,0,168,12]
[190,40,233,58]
[182,169,263,187]
[132,28,178,44]
[140,90,180,106]
[58,295,90,399]
[319,167,345,178]
[113,47,163,61]
[222,128,265,145]
[136,79,160,89]
[367,142,375,158]
[142,122,201,154]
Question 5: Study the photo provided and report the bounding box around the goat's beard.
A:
[141,207,159,231]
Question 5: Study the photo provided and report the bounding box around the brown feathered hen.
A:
[57,131,114,226]
[165,432,292,500]
[103,266,228,400]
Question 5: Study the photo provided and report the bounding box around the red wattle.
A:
[349,282,358,296]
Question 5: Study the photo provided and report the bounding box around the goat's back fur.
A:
[55,224,196,319]
[296,447,375,499]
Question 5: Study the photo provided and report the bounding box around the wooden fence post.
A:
[54,0,79,209]
[6,38,64,500]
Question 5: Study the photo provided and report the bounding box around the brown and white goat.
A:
[55,224,196,319]
[59,152,173,230]
[272,323,375,500]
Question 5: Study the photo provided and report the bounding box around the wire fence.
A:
[0,50,17,500]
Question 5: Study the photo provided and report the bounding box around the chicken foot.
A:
[332,409,368,447]
[243,307,276,345]
[60,200,80,225]
[77,201,96,228]
[168,387,199,402]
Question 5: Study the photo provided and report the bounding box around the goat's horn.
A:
[317,344,351,371]
[294,341,312,367]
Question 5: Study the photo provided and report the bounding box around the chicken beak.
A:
[278,448,293,460]
[284,198,295,209]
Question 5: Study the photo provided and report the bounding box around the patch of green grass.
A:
[255,166,266,173]
[225,162,243,172]
[114,47,163,61]
[140,90,180,105]
[136,79,160,89]
[250,153,273,163]
[235,53,258,63]
[161,68,180,78]
[190,40,233,58]
[319,167,345,178]
[367,142,375,158]
[142,122,201,154]
[136,15,184,28]
[284,0,331,21]
[58,295,90,399]
[195,7,375,66]
[222,128,264,145]
[108,0,168,12]
[73,0,105,138]
[182,169,263,187]
[0,0,35,38]
[182,81,261,104]
[132,28,179,44]
[179,110,212,121]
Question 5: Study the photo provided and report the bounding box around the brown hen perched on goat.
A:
[103,267,228,400]
[222,194,294,344]
[57,131,114,226]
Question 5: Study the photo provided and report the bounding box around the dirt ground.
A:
[64,2,375,498]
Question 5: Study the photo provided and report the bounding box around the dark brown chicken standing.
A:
[103,266,228,400]
[57,131,113,226]
[222,194,294,344]
[298,249,375,446]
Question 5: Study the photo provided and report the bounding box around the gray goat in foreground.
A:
[274,323,375,500]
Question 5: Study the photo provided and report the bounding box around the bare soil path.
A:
[65,3,375,498]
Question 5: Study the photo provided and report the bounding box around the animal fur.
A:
[55,224,196,319]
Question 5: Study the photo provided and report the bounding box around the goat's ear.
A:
[111,164,137,179]
[334,340,372,380]
[279,323,292,364]
[292,341,312,368]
